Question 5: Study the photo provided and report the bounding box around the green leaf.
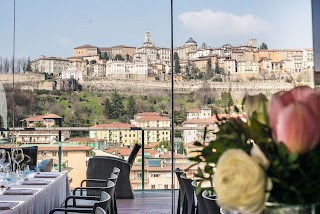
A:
[288,153,298,163]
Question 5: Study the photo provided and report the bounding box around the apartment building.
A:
[90,122,139,147]
[31,56,70,76]
[237,60,260,79]
[182,116,217,144]
[22,113,62,128]
[93,63,106,77]
[105,60,148,80]
[157,47,171,63]
[186,106,212,120]
[67,56,87,73]
[224,59,237,75]
[131,113,170,144]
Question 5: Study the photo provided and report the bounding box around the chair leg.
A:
[177,192,181,214]
[182,194,188,214]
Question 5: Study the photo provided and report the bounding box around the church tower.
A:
[143,30,155,48]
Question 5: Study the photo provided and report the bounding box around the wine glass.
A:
[0,149,6,170]
[11,149,24,173]
[3,151,11,172]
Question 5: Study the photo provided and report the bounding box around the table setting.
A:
[0,155,70,214]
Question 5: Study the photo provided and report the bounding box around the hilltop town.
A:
[0,30,314,93]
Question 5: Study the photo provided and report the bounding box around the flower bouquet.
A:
[190,86,320,214]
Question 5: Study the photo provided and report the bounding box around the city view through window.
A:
[0,0,316,204]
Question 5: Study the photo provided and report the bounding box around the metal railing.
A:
[0,126,212,190]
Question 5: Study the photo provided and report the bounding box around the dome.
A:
[185,37,197,46]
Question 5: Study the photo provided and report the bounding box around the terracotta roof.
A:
[74,44,97,49]
[23,115,44,122]
[135,116,170,121]
[135,112,160,117]
[23,114,62,122]
[92,122,137,129]
[149,142,160,148]
[42,114,62,119]
[187,109,201,113]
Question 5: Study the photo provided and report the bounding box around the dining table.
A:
[0,171,71,214]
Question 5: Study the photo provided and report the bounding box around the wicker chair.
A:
[86,143,141,199]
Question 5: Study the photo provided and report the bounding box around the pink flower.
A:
[269,86,320,154]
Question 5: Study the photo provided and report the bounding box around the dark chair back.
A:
[113,167,121,176]
[126,143,141,166]
[181,174,196,214]
[93,191,111,214]
[94,207,107,214]
[21,146,38,170]
[202,190,220,214]
[174,168,186,214]
[192,180,208,214]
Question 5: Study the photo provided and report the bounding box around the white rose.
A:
[213,149,267,214]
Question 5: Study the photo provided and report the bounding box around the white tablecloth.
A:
[0,171,71,214]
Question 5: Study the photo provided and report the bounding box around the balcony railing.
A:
[0,126,210,191]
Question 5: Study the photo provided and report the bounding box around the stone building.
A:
[74,44,100,57]
[175,37,198,61]
[105,60,148,80]
[31,56,70,76]
[134,30,158,64]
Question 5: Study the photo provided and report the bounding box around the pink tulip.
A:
[269,86,320,154]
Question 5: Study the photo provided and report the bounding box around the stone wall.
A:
[1,73,312,99]
[0,73,45,83]
[81,79,299,99]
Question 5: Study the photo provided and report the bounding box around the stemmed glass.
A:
[11,149,24,173]
[0,149,5,170]
[3,151,11,171]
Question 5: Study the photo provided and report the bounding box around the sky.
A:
[0,0,313,59]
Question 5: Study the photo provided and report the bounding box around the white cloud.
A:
[178,9,272,36]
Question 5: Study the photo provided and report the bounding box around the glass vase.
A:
[263,202,320,214]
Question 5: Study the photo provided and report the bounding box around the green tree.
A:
[115,54,124,61]
[126,95,136,120]
[174,110,186,125]
[220,92,234,108]
[177,143,186,155]
[101,52,109,61]
[111,91,124,119]
[259,42,268,50]
[206,59,214,79]
[26,57,32,71]
[174,52,181,74]
[104,98,112,119]
[155,140,172,151]
[125,54,130,62]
